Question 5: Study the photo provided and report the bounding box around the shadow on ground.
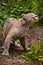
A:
[0,44,30,65]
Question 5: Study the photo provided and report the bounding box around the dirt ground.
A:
[0,44,30,65]
[0,45,43,65]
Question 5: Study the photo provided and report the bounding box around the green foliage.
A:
[0,0,43,28]
[22,43,43,63]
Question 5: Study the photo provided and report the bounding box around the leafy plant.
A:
[0,0,42,28]
[22,43,43,64]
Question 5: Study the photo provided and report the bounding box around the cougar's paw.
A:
[2,50,9,56]
[1,46,4,49]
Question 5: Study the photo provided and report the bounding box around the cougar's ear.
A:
[21,13,26,18]
[21,13,27,24]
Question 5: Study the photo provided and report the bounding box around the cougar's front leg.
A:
[20,37,27,51]
[2,35,12,56]
[2,27,20,56]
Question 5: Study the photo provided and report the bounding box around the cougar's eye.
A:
[33,17,35,19]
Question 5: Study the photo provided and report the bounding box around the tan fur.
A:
[3,18,18,38]
[2,13,38,56]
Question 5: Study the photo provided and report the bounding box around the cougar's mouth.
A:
[33,16,39,22]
